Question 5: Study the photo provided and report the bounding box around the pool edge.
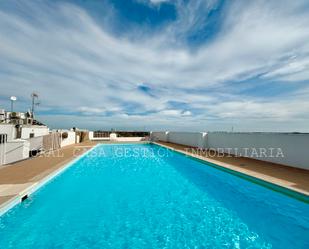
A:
[0,144,100,217]
[152,142,309,203]
[1,141,307,217]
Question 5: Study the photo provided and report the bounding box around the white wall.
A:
[150,131,207,148]
[28,136,43,151]
[21,126,49,139]
[0,143,5,165]
[168,132,207,148]
[89,131,94,140]
[60,131,76,147]
[207,132,309,170]
[2,140,30,165]
[151,131,309,170]
[0,124,16,140]
[115,137,145,142]
[150,131,169,142]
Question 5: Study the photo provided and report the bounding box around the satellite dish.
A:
[10,96,17,101]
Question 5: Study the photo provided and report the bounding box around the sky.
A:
[0,0,309,132]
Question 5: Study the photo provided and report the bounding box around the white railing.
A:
[89,131,110,141]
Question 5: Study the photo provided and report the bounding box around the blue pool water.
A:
[0,144,308,248]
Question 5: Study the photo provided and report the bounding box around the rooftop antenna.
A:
[10,96,17,112]
[31,92,39,117]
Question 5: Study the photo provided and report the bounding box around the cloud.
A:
[0,0,309,131]
[137,0,170,6]
[78,107,106,115]
[149,0,170,4]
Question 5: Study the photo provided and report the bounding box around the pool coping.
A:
[0,144,100,216]
[1,142,307,217]
[152,142,309,203]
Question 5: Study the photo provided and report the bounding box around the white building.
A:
[0,123,50,165]
[0,124,49,140]
[20,125,49,139]
[0,108,50,165]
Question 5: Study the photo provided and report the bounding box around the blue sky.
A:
[0,0,309,131]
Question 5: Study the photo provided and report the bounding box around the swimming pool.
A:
[0,144,308,248]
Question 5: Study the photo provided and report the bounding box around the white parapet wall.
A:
[2,139,30,165]
[150,131,169,142]
[60,131,76,147]
[0,124,17,141]
[150,131,207,148]
[28,136,43,151]
[167,132,207,148]
[151,131,309,170]
[207,132,309,170]
[115,137,145,142]
[88,131,94,140]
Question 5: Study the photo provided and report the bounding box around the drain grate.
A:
[21,195,28,202]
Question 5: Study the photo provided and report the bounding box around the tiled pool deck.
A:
[0,141,308,212]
